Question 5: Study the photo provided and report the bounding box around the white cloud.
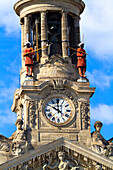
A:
[91,104,113,125]
[0,109,16,127]
[0,76,19,103]
[0,76,19,126]
[0,0,20,34]
[87,70,113,89]
[81,0,113,60]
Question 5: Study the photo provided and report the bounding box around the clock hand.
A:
[47,103,61,113]
[60,100,64,115]
[61,100,64,106]
[49,105,61,113]
[56,98,60,110]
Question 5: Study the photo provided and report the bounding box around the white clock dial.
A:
[45,98,72,124]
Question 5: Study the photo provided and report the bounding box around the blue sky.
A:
[0,0,113,140]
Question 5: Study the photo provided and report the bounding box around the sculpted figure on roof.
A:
[9,119,26,155]
[91,121,113,157]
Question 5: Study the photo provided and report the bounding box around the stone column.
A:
[35,19,40,62]
[73,16,80,48]
[20,19,25,68]
[24,15,30,44]
[41,11,48,64]
[61,11,69,59]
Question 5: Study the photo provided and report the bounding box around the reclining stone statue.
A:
[91,121,113,157]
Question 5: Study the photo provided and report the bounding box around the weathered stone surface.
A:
[0,138,113,169]
[10,79,95,150]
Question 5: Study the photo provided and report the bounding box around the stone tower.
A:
[11,0,95,151]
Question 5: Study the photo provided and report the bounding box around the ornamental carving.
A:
[43,151,79,170]
[29,101,36,127]
[95,165,102,170]
[80,102,90,130]
[50,79,68,89]
[8,145,110,170]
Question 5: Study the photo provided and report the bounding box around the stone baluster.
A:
[61,11,69,59]
[41,11,48,64]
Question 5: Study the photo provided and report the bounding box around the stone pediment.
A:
[0,138,113,170]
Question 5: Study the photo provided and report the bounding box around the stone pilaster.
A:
[41,11,48,64]
[61,12,69,59]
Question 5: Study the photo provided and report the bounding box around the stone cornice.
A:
[19,79,95,100]
[0,138,113,169]
[14,0,85,18]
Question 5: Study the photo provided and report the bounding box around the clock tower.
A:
[1,0,113,168]
[12,0,95,151]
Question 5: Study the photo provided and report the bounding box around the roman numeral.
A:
[65,104,69,107]
[48,113,52,117]
[65,114,69,118]
[56,98,59,104]
[57,118,60,123]
[62,117,66,121]
[52,117,55,121]
[46,109,50,112]
[66,110,71,112]
[51,99,55,104]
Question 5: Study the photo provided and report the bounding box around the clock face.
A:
[45,98,72,124]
